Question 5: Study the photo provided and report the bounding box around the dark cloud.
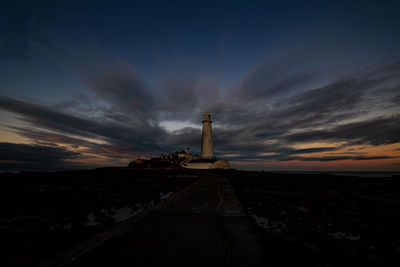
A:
[238,65,318,101]
[7,126,101,150]
[162,127,200,149]
[233,154,396,162]
[280,155,396,162]
[203,60,400,160]
[283,116,400,146]
[230,38,389,104]
[392,94,400,104]
[51,94,117,119]
[0,142,82,171]
[78,59,155,120]
[158,75,199,115]
[0,95,98,137]
[1,59,400,169]
[215,147,340,161]
[155,74,223,122]
[283,147,339,155]
[0,95,166,153]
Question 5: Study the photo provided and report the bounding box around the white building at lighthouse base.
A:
[181,158,230,169]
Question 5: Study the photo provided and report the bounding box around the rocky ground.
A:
[0,168,198,266]
[228,171,400,266]
[1,169,399,266]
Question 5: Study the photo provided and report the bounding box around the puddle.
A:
[251,214,287,233]
[329,231,360,240]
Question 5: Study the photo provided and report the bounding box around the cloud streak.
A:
[1,58,400,170]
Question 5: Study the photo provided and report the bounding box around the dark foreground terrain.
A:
[0,168,198,266]
[0,169,399,266]
[229,171,400,266]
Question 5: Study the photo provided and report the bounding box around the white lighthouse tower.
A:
[201,112,214,159]
[181,112,229,169]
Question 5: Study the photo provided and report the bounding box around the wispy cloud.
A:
[78,59,155,118]
[1,58,400,169]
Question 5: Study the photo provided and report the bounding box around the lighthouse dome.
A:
[203,112,211,121]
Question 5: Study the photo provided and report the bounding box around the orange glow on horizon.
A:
[231,158,400,171]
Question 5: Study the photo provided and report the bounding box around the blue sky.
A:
[0,0,400,171]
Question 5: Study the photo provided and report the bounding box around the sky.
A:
[0,0,399,171]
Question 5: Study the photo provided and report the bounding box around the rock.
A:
[304,241,319,252]
[297,206,309,213]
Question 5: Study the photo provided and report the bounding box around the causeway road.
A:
[48,173,267,267]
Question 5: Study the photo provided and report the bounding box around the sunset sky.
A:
[0,0,399,171]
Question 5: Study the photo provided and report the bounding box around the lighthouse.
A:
[180,112,229,169]
[201,112,214,159]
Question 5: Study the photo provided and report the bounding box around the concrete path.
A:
[54,173,266,267]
